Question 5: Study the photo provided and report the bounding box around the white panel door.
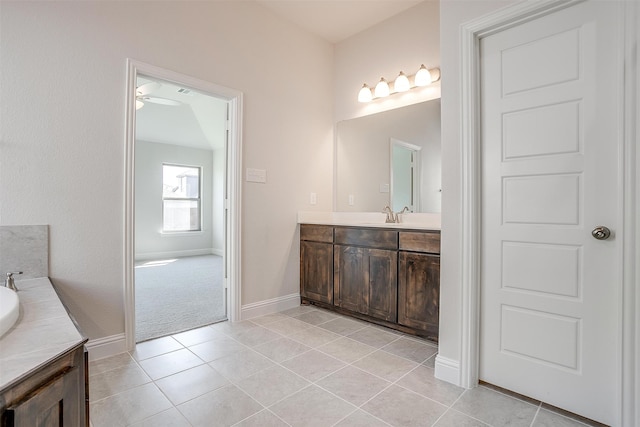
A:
[479,2,621,424]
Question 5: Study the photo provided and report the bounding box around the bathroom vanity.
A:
[300,222,440,342]
[0,278,88,427]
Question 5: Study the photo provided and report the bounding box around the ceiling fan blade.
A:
[136,82,161,96]
[142,96,182,106]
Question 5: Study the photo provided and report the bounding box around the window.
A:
[162,164,201,232]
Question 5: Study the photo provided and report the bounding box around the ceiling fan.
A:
[135,82,182,110]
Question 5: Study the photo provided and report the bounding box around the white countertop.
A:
[0,277,86,390]
[297,211,441,231]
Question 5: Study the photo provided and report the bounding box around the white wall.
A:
[0,1,333,340]
[134,140,214,259]
[334,0,441,122]
[438,0,527,375]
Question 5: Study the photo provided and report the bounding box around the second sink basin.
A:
[0,286,20,338]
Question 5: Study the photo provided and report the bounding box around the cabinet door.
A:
[6,368,81,427]
[300,241,333,304]
[366,249,397,322]
[398,251,439,337]
[333,245,365,313]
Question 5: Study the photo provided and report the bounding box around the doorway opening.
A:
[124,60,243,350]
[133,75,228,342]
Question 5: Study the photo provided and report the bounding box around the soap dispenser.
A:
[5,271,23,291]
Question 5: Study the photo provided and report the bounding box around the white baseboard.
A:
[211,248,224,257]
[135,248,214,261]
[241,293,301,320]
[434,355,461,386]
[85,333,127,362]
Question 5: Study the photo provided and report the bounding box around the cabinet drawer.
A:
[399,231,440,254]
[335,227,397,250]
[300,224,334,243]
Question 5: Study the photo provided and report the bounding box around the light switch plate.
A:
[379,183,390,193]
[246,168,267,183]
[310,192,317,205]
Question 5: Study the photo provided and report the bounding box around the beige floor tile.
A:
[235,365,310,406]
[155,363,230,405]
[532,409,595,427]
[233,409,289,426]
[208,348,275,382]
[317,365,391,406]
[211,319,262,336]
[90,383,172,427]
[452,386,539,427]
[433,409,490,426]
[281,349,346,382]
[347,326,400,348]
[89,363,151,402]
[177,384,263,427]
[317,337,377,363]
[334,409,392,427]
[253,337,311,362]
[138,348,204,380]
[132,336,184,361]
[270,385,356,427]
[128,407,191,427]
[423,353,437,368]
[362,384,448,427]
[318,317,368,336]
[288,327,341,348]
[89,352,139,377]
[172,325,224,347]
[262,317,314,336]
[189,335,248,362]
[381,336,438,363]
[294,310,337,325]
[396,365,464,406]
[232,326,283,347]
[249,312,291,326]
[280,305,318,317]
[352,349,418,382]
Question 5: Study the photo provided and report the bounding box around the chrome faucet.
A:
[4,272,22,291]
[382,206,396,223]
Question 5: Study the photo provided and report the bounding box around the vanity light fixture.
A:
[374,77,390,98]
[358,84,373,103]
[394,71,410,92]
[358,65,440,102]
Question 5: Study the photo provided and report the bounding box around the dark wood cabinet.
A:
[300,225,334,304]
[1,342,87,427]
[300,224,440,340]
[334,246,397,322]
[398,251,440,339]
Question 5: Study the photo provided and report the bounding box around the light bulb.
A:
[136,99,144,110]
[358,84,373,103]
[414,64,432,87]
[394,71,410,92]
[374,77,390,98]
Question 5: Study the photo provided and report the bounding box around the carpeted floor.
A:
[135,254,226,342]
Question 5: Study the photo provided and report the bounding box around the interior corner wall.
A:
[333,1,441,123]
[134,140,214,259]
[0,1,334,340]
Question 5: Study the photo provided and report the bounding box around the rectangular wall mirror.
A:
[335,99,441,213]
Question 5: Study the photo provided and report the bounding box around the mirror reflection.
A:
[335,99,441,213]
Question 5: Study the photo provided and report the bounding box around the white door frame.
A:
[124,59,243,351]
[389,138,422,212]
[459,1,638,425]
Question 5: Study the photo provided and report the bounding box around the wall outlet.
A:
[379,183,390,193]
[348,195,354,206]
[310,192,317,205]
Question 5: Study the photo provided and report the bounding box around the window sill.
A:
[160,231,204,237]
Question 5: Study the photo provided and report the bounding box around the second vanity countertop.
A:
[0,277,86,391]
[297,211,441,231]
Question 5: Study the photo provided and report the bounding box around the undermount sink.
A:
[0,286,20,337]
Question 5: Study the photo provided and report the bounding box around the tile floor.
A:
[89,305,599,427]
